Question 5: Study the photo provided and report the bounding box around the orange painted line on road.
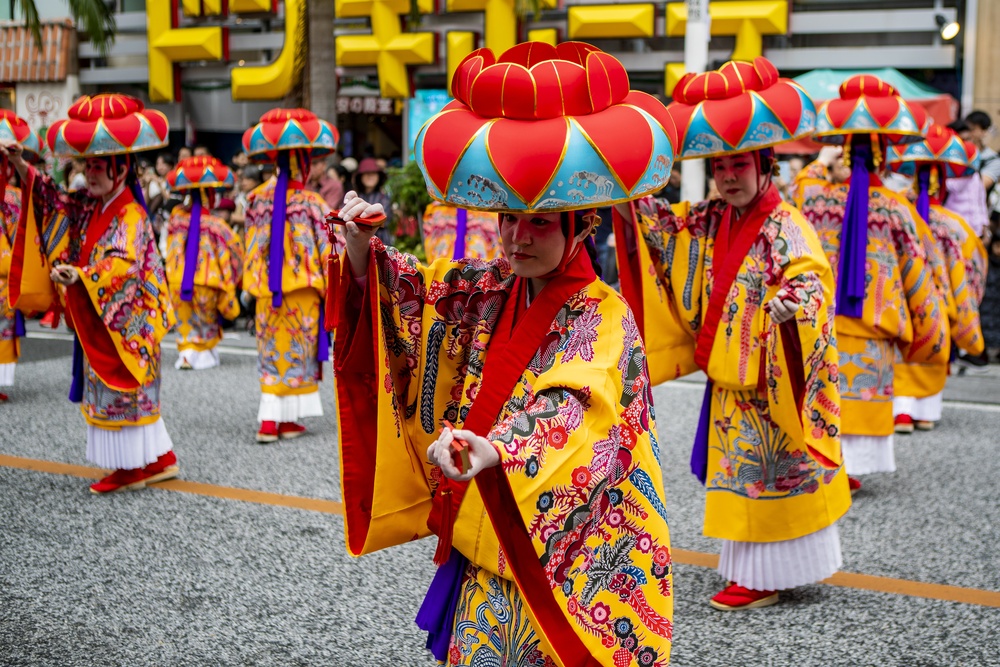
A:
[4,453,999,608]
[0,453,343,515]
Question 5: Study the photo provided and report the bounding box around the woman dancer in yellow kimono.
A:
[332,43,676,666]
[612,57,850,611]
[164,156,243,370]
[4,94,178,494]
[888,125,986,432]
[0,110,40,402]
[241,109,343,443]
[794,76,947,481]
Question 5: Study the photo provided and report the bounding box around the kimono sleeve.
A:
[937,209,985,355]
[762,208,843,469]
[481,292,673,663]
[334,240,508,556]
[215,220,243,321]
[624,196,706,383]
[891,197,949,365]
[790,160,832,208]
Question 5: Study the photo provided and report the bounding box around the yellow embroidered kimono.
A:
[422,202,502,263]
[0,185,22,372]
[619,194,850,543]
[794,163,948,437]
[895,204,985,399]
[14,169,175,428]
[164,206,243,352]
[244,183,341,396]
[335,241,673,667]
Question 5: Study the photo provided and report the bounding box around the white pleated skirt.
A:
[175,347,221,370]
[257,390,323,422]
[892,392,943,422]
[86,417,175,470]
[841,434,896,475]
[718,523,843,591]
[0,362,14,386]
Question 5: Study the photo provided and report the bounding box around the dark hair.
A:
[965,110,992,131]
[948,119,969,133]
[559,210,604,278]
[242,165,263,183]
[157,153,176,168]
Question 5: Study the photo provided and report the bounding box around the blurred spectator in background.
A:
[193,145,211,158]
[66,158,86,191]
[657,165,682,204]
[306,154,344,208]
[340,156,358,176]
[946,119,991,239]
[352,157,393,244]
[213,197,237,225]
[231,165,263,235]
[178,146,193,161]
[982,235,1000,363]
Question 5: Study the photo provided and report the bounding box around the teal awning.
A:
[793,68,946,101]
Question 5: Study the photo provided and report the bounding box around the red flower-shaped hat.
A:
[0,109,43,161]
[414,42,677,212]
[888,124,979,179]
[242,108,339,163]
[167,156,236,191]
[814,75,929,146]
[667,57,817,160]
[46,94,169,158]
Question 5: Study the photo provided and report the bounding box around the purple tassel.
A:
[690,381,713,484]
[68,335,84,403]
[415,548,468,661]
[836,142,871,318]
[180,196,202,302]
[269,152,291,309]
[14,311,25,338]
[453,208,467,259]
[317,299,330,363]
[915,167,931,223]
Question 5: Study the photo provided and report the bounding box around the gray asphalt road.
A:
[2,330,998,667]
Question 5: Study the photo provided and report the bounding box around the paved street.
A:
[2,324,999,667]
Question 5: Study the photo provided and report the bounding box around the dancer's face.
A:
[85,158,121,198]
[500,212,566,278]
[712,153,762,210]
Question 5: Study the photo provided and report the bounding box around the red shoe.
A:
[278,422,307,440]
[40,309,60,328]
[90,467,153,494]
[848,476,862,494]
[894,414,914,434]
[142,451,180,484]
[914,420,935,432]
[257,420,279,443]
[709,584,778,611]
[0,392,8,402]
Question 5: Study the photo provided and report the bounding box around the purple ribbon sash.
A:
[690,380,713,484]
[269,153,291,309]
[415,547,468,661]
[180,196,202,302]
[836,142,871,318]
[317,299,330,363]
[14,311,25,337]
[915,168,931,223]
[68,334,84,403]
[453,208,467,259]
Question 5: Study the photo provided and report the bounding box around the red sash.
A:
[693,185,782,373]
[65,188,142,390]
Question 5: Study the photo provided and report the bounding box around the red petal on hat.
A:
[62,120,97,154]
[469,64,513,119]
[753,57,779,88]
[700,93,753,148]
[297,117,320,142]
[420,109,488,194]
[261,118,285,146]
[242,127,254,153]
[557,61,591,116]
[105,114,142,149]
[666,102,698,147]
[672,72,699,102]
[823,99,854,131]
[488,117,568,203]
[925,125,950,154]
[866,96,902,130]
[454,49,496,106]
[575,106,652,192]
[758,83,803,134]
[703,71,733,101]
[142,110,169,141]
[46,120,66,153]
[627,91,679,148]
[585,51,630,113]
[499,41,558,68]
[529,61,568,119]
[499,65,537,119]
[556,42,600,66]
